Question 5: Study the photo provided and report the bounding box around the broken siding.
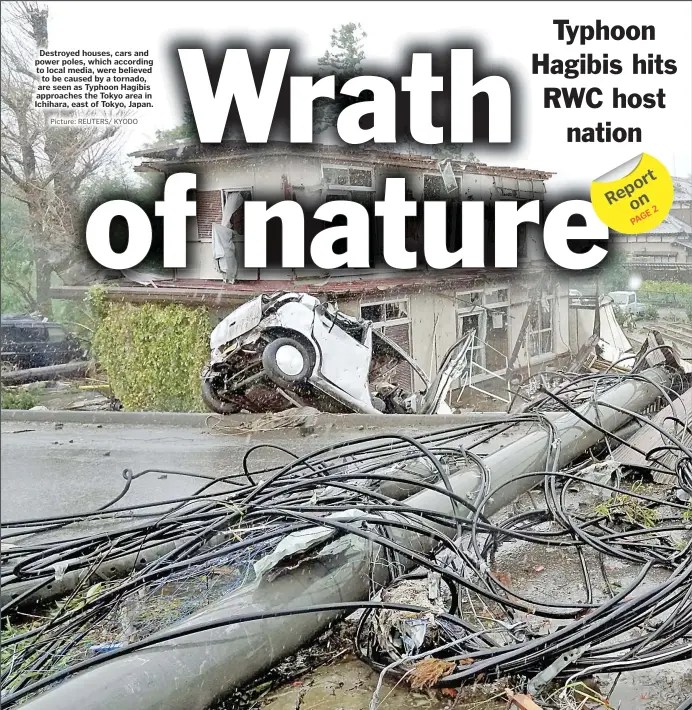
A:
[396,280,570,391]
[612,387,692,477]
[175,154,551,282]
[408,290,457,389]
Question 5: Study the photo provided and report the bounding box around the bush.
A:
[639,281,692,298]
[92,301,212,412]
[1,388,39,410]
[641,304,659,320]
[639,281,692,309]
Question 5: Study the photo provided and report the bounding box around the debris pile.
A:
[201,291,472,416]
[1,366,691,709]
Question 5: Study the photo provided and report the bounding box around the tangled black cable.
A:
[1,375,691,708]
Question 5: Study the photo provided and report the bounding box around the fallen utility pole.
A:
[1,411,543,610]
[21,368,675,710]
[1,360,92,385]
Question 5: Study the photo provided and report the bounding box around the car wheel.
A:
[200,376,242,414]
[262,337,313,386]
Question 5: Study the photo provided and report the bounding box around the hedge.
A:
[92,299,211,412]
[639,281,692,307]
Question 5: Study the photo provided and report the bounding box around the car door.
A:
[311,310,372,403]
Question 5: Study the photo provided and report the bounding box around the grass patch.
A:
[594,483,660,528]
[1,387,39,410]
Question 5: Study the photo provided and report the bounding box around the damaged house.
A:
[610,176,692,279]
[55,141,570,403]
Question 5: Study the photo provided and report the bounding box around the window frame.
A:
[194,187,254,243]
[360,297,412,389]
[422,171,462,197]
[321,164,375,192]
[528,291,555,360]
[455,286,511,380]
[360,297,410,328]
[221,187,254,205]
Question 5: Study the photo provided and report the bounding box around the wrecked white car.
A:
[201,292,473,415]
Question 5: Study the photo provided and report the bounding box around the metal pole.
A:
[21,369,674,710]
[1,412,543,610]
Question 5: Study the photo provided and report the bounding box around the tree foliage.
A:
[91,299,211,412]
[151,101,196,145]
[314,23,367,135]
[1,1,127,314]
[313,23,479,162]
[1,183,35,312]
[318,23,367,76]
[151,22,480,164]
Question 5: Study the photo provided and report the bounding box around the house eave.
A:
[130,141,555,182]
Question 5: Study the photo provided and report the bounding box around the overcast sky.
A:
[44,0,691,195]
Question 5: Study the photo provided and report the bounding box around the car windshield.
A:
[611,293,630,305]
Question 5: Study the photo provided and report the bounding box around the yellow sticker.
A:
[590,153,674,234]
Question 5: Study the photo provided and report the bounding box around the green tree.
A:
[151,101,196,145]
[319,22,367,75]
[314,24,479,164]
[149,21,481,165]
[150,24,369,143]
[1,188,35,313]
[314,23,367,134]
[1,2,126,315]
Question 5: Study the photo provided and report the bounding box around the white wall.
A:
[174,155,550,281]
[336,274,571,391]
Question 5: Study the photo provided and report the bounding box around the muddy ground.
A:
[260,654,692,710]
[254,487,692,710]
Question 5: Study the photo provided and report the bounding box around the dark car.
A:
[1,315,85,370]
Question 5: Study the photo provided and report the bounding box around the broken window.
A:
[528,293,554,357]
[484,289,510,372]
[221,189,253,236]
[361,299,409,325]
[455,290,483,312]
[456,290,486,369]
[456,288,510,376]
[322,165,373,189]
[360,299,412,388]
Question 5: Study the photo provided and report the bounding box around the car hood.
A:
[210,296,264,351]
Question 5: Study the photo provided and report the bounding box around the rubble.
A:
[201,292,472,416]
[211,405,319,434]
[1,350,691,710]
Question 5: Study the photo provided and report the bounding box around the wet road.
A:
[1,417,460,523]
[2,418,691,709]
